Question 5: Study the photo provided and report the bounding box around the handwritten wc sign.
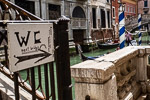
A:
[8,23,54,72]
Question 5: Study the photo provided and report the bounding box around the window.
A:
[133,8,135,13]
[128,6,130,12]
[144,0,148,7]
[112,7,115,18]
[101,9,106,28]
[107,11,110,28]
[72,6,86,18]
[48,4,61,20]
[125,6,127,12]
[92,8,97,28]
[131,7,132,12]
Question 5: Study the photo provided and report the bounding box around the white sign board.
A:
[8,23,54,72]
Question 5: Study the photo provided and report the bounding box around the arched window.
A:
[72,6,85,18]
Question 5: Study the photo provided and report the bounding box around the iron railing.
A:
[0,0,72,100]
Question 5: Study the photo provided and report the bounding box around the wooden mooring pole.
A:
[54,16,72,100]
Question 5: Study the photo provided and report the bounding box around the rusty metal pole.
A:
[54,16,72,100]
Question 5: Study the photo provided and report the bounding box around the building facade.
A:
[112,0,120,38]
[11,0,112,47]
[138,0,150,14]
[89,0,113,43]
[122,0,137,18]
[111,0,137,38]
[112,0,137,23]
[112,0,120,24]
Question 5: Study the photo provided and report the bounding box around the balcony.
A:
[71,18,87,29]
[143,7,149,13]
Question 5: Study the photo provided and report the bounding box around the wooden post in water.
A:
[54,16,72,100]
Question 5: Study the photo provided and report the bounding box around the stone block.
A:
[132,83,141,100]
[74,74,117,100]
[136,56,147,82]
[141,82,147,94]
[71,60,115,83]
[121,83,141,100]
[138,48,146,57]
[147,83,150,93]
[118,88,126,99]
[142,46,150,54]
[71,46,147,100]
[120,92,133,100]
[137,94,147,100]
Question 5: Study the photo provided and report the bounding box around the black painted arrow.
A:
[14,49,52,65]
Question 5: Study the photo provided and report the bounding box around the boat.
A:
[77,44,104,61]
[97,39,119,49]
[97,42,119,49]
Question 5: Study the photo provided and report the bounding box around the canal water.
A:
[70,47,116,66]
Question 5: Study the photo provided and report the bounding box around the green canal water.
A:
[19,34,150,100]
[70,48,116,66]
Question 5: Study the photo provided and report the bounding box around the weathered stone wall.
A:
[71,46,150,100]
